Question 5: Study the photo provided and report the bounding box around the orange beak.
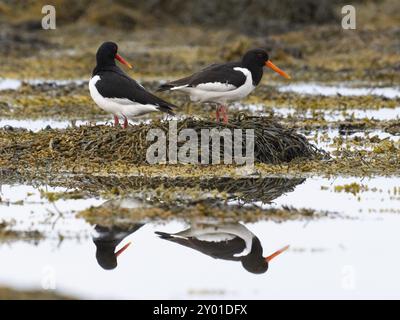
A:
[115,53,133,69]
[265,60,290,79]
[115,242,131,258]
[265,245,290,262]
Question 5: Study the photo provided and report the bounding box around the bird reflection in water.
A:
[92,224,144,270]
[156,221,289,274]
[91,197,145,270]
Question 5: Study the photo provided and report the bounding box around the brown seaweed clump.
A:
[0,170,305,205]
[69,175,305,204]
[78,202,330,227]
[0,117,326,171]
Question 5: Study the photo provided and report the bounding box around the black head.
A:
[242,48,269,68]
[241,255,270,274]
[241,241,290,275]
[95,41,132,69]
[96,42,118,67]
[241,48,291,79]
[94,239,131,270]
[95,243,118,270]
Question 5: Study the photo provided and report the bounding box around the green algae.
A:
[0,220,44,244]
[334,183,368,196]
[39,189,86,202]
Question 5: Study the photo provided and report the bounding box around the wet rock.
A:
[0,28,55,56]
[3,125,14,131]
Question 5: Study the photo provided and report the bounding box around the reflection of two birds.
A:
[92,200,288,274]
[90,177,298,272]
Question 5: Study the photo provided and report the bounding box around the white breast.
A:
[89,75,159,118]
[89,75,119,114]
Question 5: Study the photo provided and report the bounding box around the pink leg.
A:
[123,115,128,129]
[114,115,120,127]
[216,106,221,123]
[222,105,228,124]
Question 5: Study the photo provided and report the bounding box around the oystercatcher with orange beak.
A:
[89,42,176,128]
[156,222,289,274]
[158,48,290,123]
[93,224,144,270]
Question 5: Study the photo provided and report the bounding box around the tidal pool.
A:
[277,83,400,99]
[0,81,399,299]
[0,176,399,299]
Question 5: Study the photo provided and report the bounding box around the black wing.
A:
[155,231,245,261]
[158,62,246,92]
[96,69,176,114]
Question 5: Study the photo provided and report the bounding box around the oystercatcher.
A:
[89,42,176,128]
[93,224,144,270]
[157,48,290,123]
[156,222,289,274]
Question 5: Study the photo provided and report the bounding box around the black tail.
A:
[155,231,174,239]
[157,103,176,116]
[157,76,192,92]
[157,83,175,92]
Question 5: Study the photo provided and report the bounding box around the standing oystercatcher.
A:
[89,42,176,128]
[158,48,290,123]
[156,222,289,274]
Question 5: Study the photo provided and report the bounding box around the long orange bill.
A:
[115,53,133,69]
[115,242,132,258]
[265,245,290,262]
[265,60,290,79]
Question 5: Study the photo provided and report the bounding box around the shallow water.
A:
[276,106,400,121]
[0,79,21,91]
[0,176,400,299]
[1,80,400,299]
[0,118,156,132]
[277,83,400,99]
[0,78,88,91]
[1,105,398,133]
[0,119,90,132]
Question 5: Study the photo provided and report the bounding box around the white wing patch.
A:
[195,82,236,92]
[170,84,189,91]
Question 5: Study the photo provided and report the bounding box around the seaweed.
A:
[0,117,325,168]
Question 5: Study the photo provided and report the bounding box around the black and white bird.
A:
[156,222,289,274]
[92,197,146,270]
[158,48,290,123]
[89,42,176,128]
[93,224,144,270]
